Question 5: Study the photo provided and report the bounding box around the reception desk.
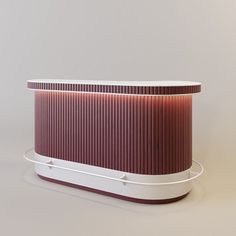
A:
[25,80,203,203]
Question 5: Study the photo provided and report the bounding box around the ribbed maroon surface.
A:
[28,81,200,95]
[35,91,192,175]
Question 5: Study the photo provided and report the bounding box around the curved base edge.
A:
[38,174,190,204]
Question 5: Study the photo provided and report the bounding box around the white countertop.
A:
[28,79,201,87]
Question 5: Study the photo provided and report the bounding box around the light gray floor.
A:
[1,126,235,236]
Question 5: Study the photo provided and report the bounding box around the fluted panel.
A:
[35,91,192,175]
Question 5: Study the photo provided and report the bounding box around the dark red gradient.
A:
[35,91,192,175]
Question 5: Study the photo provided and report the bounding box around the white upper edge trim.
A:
[28,79,201,87]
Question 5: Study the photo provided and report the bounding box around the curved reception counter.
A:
[25,80,203,203]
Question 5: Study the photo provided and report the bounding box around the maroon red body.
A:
[35,91,192,175]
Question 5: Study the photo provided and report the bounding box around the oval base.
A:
[38,174,190,204]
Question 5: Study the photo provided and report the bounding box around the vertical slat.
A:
[35,92,193,175]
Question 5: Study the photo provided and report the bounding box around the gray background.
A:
[0,1,235,235]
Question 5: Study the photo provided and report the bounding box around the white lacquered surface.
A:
[31,152,195,200]
[28,79,201,87]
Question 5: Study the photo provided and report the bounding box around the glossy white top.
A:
[28,79,201,87]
